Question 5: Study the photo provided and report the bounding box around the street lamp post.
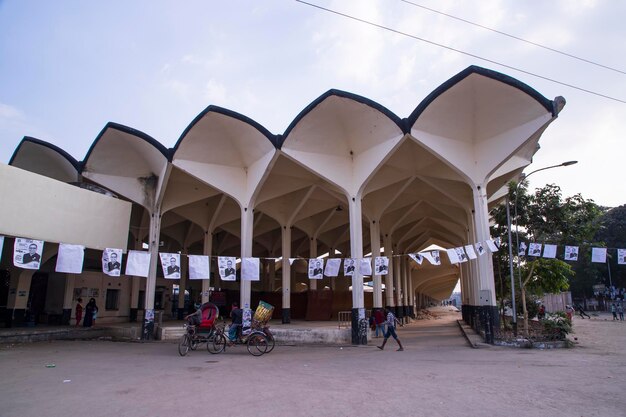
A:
[505,160,577,336]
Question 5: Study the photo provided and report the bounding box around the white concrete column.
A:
[202,231,212,304]
[268,258,276,292]
[370,220,382,308]
[329,247,336,291]
[141,210,162,339]
[383,234,394,307]
[62,273,76,324]
[281,225,291,323]
[394,250,402,310]
[348,196,364,309]
[240,207,254,309]
[309,237,317,290]
[408,266,414,315]
[402,257,410,308]
[472,185,496,306]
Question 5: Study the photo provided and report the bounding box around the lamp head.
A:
[561,160,578,166]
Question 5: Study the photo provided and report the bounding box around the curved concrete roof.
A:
[9,137,80,182]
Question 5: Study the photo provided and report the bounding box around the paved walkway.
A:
[1,307,624,417]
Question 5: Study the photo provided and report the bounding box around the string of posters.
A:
[2,236,625,281]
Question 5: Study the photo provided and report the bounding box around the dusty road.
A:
[1,307,624,417]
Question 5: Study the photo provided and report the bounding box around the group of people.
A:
[75,298,99,327]
[370,307,404,351]
[610,303,625,321]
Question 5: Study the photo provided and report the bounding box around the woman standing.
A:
[83,298,99,327]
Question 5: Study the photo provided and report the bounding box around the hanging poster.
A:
[464,244,477,260]
[408,253,423,265]
[446,248,460,264]
[218,256,237,281]
[289,258,297,265]
[308,258,324,279]
[324,258,341,277]
[528,243,542,257]
[0,236,4,263]
[188,255,210,280]
[359,258,372,276]
[344,258,356,276]
[102,248,123,277]
[485,239,499,253]
[542,244,557,259]
[420,250,441,266]
[374,257,389,275]
[474,242,486,256]
[617,249,626,265]
[160,252,181,279]
[455,247,468,263]
[591,247,607,263]
[518,242,527,256]
[241,257,260,281]
[13,238,44,270]
[55,243,85,274]
[125,250,150,277]
[564,246,579,261]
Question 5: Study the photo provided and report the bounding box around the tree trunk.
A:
[521,261,536,337]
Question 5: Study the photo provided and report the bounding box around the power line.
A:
[400,0,626,75]
[295,0,626,104]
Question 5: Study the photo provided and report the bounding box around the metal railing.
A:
[337,310,371,328]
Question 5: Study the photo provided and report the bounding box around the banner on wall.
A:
[359,258,372,276]
[564,246,579,261]
[55,243,85,274]
[375,256,389,275]
[188,255,210,280]
[455,247,468,263]
[464,245,477,260]
[408,253,423,265]
[528,243,542,257]
[13,238,44,270]
[485,239,499,253]
[446,248,460,264]
[218,256,237,281]
[542,244,557,259]
[241,257,260,281]
[475,242,486,256]
[518,242,527,256]
[420,250,441,266]
[618,249,626,265]
[160,252,181,279]
[102,248,123,277]
[344,258,356,276]
[591,247,607,263]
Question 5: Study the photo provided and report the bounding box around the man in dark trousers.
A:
[377,306,404,351]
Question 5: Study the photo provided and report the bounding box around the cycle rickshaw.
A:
[178,302,222,356]
[209,301,275,356]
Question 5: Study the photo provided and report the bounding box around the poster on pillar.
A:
[188,255,209,279]
[125,250,150,277]
[241,257,260,281]
[542,244,557,259]
[160,252,181,279]
[218,256,237,281]
[374,256,389,274]
[591,247,607,263]
[409,253,423,265]
[55,243,85,273]
[102,248,123,276]
[420,250,441,265]
[343,258,356,276]
[308,258,323,279]
[528,243,542,257]
[474,242,486,256]
[324,258,341,277]
[0,236,4,262]
[359,258,372,276]
[485,239,499,253]
[618,249,626,265]
[564,246,579,261]
[13,237,44,270]
[518,242,527,256]
[464,244,477,260]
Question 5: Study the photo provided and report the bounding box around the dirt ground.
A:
[1,306,624,417]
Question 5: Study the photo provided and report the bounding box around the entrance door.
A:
[27,273,48,324]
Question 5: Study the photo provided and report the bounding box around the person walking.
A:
[618,304,624,321]
[83,298,99,328]
[576,304,591,319]
[611,303,618,321]
[373,308,386,338]
[75,298,83,327]
[377,306,404,351]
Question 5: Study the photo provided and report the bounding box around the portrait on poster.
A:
[160,252,181,279]
[13,238,44,270]
[344,258,356,276]
[375,257,389,275]
[308,259,323,279]
[564,246,579,261]
[102,248,123,277]
[218,256,237,281]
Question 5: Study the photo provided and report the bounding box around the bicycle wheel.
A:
[246,332,268,356]
[189,336,199,350]
[207,333,226,354]
[178,334,191,356]
[264,330,275,353]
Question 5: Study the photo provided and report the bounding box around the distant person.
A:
[75,298,83,327]
[565,305,574,321]
[538,304,546,320]
[377,306,404,351]
[83,298,99,327]
[22,243,40,264]
[611,303,618,320]
[107,252,120,272]
[576,303,591,319]
[229,302,242,341]
[373,308,386,338]
[618,304,624,321]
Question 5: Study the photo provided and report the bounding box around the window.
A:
[105,289,120,310]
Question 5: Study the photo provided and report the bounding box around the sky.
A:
[1,0,624,208]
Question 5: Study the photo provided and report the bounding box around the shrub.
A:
[540,311,572,340]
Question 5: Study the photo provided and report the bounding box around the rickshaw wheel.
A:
[247,332,268,356]
[178,334,191,356]
[264,331,275,353]
[208,333,226,354]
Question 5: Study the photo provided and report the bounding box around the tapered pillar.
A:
[240,207,254,309]
[177,250,187,319]
[281,225,291,323]
[383,234,394,308]
[309,237,317,290]
[62,273,76,325]
[348,196,366,345]
[141,210,162,340]
[402,257,409,319]
[394,250,402,318]
[202,232,212,304]
[370,220,382,308]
